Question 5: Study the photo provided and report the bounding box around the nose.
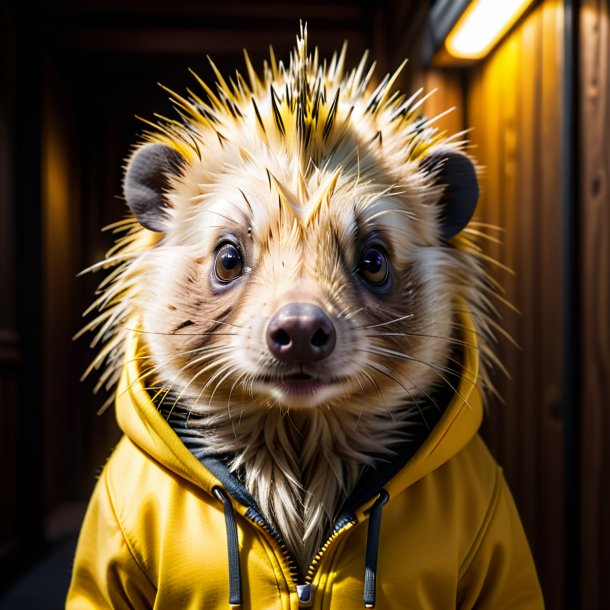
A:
[267,303,336,363]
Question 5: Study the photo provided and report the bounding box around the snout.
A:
[267,303,336,363]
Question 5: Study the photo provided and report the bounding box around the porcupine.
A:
[80,26,506,580]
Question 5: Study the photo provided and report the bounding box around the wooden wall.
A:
[417,2,568,608]
[579,2,610,609]
[414,1,610,608]
[1,1,46,582]
[466,4,566,609]
[0,2,20,571]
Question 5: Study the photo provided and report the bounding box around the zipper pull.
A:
[297,583,315,607]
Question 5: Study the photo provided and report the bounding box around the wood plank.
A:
[460,3,565,606]
[498,29,520,492]
[0,3,20,570]
[537,5,565,609]
[469,27,505,460]
[515,4,542,556]
[579,2,610,608]
[421,69,464,136]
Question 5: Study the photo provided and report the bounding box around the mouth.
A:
[276,372,327,395]
[254,370,346,406]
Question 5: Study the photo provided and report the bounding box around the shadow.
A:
[0,534,77,609]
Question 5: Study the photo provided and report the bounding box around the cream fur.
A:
[80,26,502,572]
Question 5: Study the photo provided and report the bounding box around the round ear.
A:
[123,143,186,232]
[420,149,479,239]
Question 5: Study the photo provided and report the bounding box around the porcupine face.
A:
[131,157,476,418]
[120,33,479,418]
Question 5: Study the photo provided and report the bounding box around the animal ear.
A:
[123,143,186,232]
[420,149,479,239]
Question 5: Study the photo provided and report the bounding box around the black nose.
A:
[267,303,336,363]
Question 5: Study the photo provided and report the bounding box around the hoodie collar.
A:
[115,344,224,499]
[345,306,482,519]
[380,307,481,505]
[115,305,482,517]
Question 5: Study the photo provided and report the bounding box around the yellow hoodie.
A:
[67,313,544,609]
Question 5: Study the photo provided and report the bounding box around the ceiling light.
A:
[445,0,534,59]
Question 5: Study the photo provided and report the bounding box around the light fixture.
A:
[445,0,535,59]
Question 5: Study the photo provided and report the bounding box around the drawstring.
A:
[363,489,389,608]
[214,484,388,608]
[214,487,242,607]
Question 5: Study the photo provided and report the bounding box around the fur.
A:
[80,26,504,571]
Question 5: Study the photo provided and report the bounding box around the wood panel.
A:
[370,0,433,89]
[0,2,20,568]
[41,59,88,513]
[537,9,566,606]
[383,1,568,605]
[420,69,464,136]
[463,3,566,608]
[579,2,610,609]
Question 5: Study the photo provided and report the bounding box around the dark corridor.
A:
[1,1,609,608]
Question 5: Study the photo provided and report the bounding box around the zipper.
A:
[298,517,357,607]
[303,515,357,585]
[247,507,303,584]
[248,507,357,607]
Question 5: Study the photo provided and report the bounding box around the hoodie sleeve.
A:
[457,470,545,609]
[66,467,157,609]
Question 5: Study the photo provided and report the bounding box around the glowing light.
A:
[445,0,534,59]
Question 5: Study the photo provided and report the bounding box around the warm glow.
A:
[445,0,534,59]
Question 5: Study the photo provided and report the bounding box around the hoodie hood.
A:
[115,306,482,518]
[69,305,544,610]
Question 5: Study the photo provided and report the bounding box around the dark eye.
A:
[358,246,389,286]
[214,243,243,282]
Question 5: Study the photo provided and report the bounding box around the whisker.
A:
[227,371,252,436]
[361,331,475,350]
[362,361,420,422]
[336,305,366,321]
[157,386,178,415]
[360,346,458,378]
[168,347,233,382]
[124,345,212,364]
[116,360,166,400]
[198,208,241,226]
[354,374,367,427]
[360,369,387,414]
[365,335,467,378]
[363,346,474,409]
[351,313,414,331]
[115,343,228,403]
[180,354,235,409]
[207,362,240,408]
[165,350,235,411]
[396,373,443,421]
[365,360,432,425]
[146,346,235,392]
[122,327,240,337]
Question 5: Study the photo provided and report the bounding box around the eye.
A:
[358,245,389,286]
[214,243,243,283]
